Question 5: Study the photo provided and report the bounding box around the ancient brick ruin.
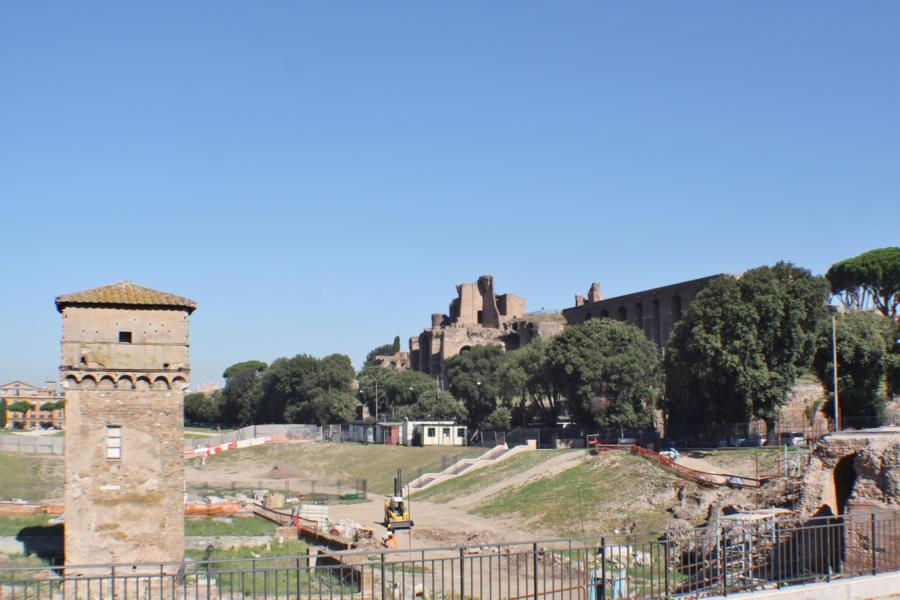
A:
[408,275,564,378]
[563,275,722,352]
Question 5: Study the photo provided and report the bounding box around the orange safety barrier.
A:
[630,444,761,488]
[588,443,761,488]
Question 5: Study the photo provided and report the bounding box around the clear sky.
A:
[2,2,898,388]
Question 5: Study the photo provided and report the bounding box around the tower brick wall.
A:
[57,282,195,567]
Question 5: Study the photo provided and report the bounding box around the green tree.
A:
[220,360,266,425]
[826,247,900,319]
[7,401,33,414]
[258,354,321,423]
[184,392,222,424]
[40,401,65,411]
[358,366,464,422]
[812,311,895,426]
[222,360,267,380]
[393,389,467,422]
[0,399,7,428]
[308,389,359,425]
[481,406,512,431]
[498,337,560,426]
[445,345,507,428]
[547,318,660,429]
[666,263,829,434]
[255,353,357,424]
[313,354,355,393]
[392,336,401,353]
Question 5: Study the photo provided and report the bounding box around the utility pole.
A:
[832,314,840,432]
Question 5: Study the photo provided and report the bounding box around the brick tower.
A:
[56,281,196,566]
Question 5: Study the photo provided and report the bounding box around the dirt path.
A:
[445,451,585,509]
[326,451,585,547]
[675,454,724,475]
[328,498,541,548]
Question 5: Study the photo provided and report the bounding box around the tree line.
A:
[186,247,899,432]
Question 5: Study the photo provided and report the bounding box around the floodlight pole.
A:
[832,314,840,432]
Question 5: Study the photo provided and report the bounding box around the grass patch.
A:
[183,539,356,595]
[185,538,308,562]
[1,516,279,540]
[205,442,484,495]
[475,453,692,536]
[185,516,278,537]
[0,515,54,536]
[0,452,64,501]
[413,450,570,502]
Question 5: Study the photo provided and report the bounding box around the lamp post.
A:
[832,314,840,432]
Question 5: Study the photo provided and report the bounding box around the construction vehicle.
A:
[383,469,413,532]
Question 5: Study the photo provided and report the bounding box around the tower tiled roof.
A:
[55,281,196,313]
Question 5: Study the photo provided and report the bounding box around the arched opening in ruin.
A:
[600,309,609,319]
[833,453,858,516]
[617,306,627,321]
[635,302,644,329]
[458,346,472,354]
[584,312,592,321]
[672,295,683,321]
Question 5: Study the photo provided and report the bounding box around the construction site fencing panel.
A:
[665,415,897,449]
[0,435,64,455]
[188,479,368,502]
[2,513,897,600]
[184,424,322,449]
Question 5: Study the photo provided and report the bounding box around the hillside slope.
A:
[193,442,483,494]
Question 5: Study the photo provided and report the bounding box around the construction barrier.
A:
[589,443,762,488]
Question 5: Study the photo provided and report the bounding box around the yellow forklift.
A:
[383,469,413,532]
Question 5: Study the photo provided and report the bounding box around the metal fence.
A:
[188,479,368,502]
[2,513,897,599]
[0,435,64,455]
[184,425,323,449]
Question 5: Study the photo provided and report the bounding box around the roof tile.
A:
[55,281,196,313]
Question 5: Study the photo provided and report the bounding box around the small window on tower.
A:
[118,331,132,343]
[106,426,122,460]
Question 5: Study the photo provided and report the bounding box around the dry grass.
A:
[474,453,694,536]
[0,452,63,501]
[201,442,484,494]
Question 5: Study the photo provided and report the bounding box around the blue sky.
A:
[2,2,898,388]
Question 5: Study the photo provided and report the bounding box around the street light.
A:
[832,314,840,432]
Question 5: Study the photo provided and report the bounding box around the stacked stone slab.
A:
[56,281,196,566]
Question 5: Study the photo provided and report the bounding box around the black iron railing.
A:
[1,513,897,599]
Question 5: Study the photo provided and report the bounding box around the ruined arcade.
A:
[57,281,195,566]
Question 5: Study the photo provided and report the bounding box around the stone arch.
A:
[117,375,134,390]
[584,312,592,321]
[99,376,116,390]
[171,376,188,391]
[152,376,170,391]
[79,375,97,389]
[458,346,472,354]
[64,375,78,389]
[600,309,610,319]
[635,302,644,329]
[135,376,152,390]
[834,453,858,516]
[617,306,627,321]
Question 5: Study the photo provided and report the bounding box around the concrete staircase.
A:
[407,443,531,492]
